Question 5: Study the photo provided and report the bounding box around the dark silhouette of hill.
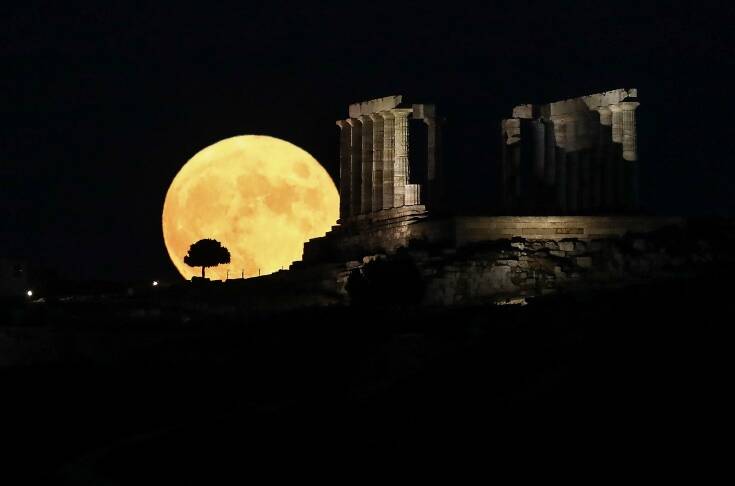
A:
[0,262,729,482]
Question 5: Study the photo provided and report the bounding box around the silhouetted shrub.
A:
[345,254,426,306]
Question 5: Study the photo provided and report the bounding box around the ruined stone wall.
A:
[339,221,734,306]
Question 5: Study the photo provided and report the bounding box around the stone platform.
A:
[298,213,683,266]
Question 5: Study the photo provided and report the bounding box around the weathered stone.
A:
[550,250,566,258]
[576,256,593,268]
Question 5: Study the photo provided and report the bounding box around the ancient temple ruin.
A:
[335,95,444,220]
[501,88,640,214]
[299,89,673,267]
[275,88,693,307]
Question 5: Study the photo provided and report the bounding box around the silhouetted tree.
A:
[184,238,231,279]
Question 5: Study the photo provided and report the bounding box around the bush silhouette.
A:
[345,254,425,306]
[184,238,231,279]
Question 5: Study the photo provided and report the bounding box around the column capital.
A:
[336,120,348,129]
[346,118,361,127]
[619,101,640,111]
[368,112,383,122]
[358,114,372,123]
[390,108,413,118]
[595,106,613,126]
[608,104,623,113]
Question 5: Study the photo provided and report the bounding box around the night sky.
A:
[3,2,734,281]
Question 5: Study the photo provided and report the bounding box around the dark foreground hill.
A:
[1,265,729,482]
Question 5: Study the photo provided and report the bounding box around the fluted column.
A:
[531,119,545,211]
[359,115,373,213]
[620,101,639,162]
[565,116,579,213]
[382,111,395,209]
[346,118,362,216]
[543,119,556,188]
[369,113,384,212]
[392,109,412,208]
[552,116,567,213]
[610,104,623,144]
[425,117,438,210]
[335,120,351,219]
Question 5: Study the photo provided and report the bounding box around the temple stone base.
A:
[298,214,684,266]
[234,216,733,310]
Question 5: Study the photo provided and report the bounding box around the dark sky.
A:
[3,1,734,281]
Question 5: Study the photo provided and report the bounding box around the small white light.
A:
[26,290,33,297]
[152,280,159,287]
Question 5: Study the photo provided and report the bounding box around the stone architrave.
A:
[369,113,384,212]
[346,118,362,216]
[392,109,412,208]
[359,115,373,213]
[620,101,639,162]
[335,120,351,219]
[382,111,395,209]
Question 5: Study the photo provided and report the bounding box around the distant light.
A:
[26,290,33,297]
[152,280,159,287]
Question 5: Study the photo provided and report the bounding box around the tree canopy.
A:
[184,238,231,279]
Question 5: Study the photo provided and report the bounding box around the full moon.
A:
[162,135,339,280]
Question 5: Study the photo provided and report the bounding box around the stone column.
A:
[620,101,640,162]
[543,119,556,189]
[335,120,351,219]
[369,113,384,212]
[346,118,362,216]
[565,116,579,213]
[359,115,373,213]
[610,104,623,144]
[552,116,567,213]
[382,111,395,209]
[502,118,521,212]
[597,106,612,127]
[425,117,438,210]
[531,119,545,211]
[392,109,412,208]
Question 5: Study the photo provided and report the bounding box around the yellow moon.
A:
[162,135,339,280]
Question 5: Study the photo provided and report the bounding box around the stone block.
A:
[559,241,575,252]
[550,250,565,258]
[576,256,593,268]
